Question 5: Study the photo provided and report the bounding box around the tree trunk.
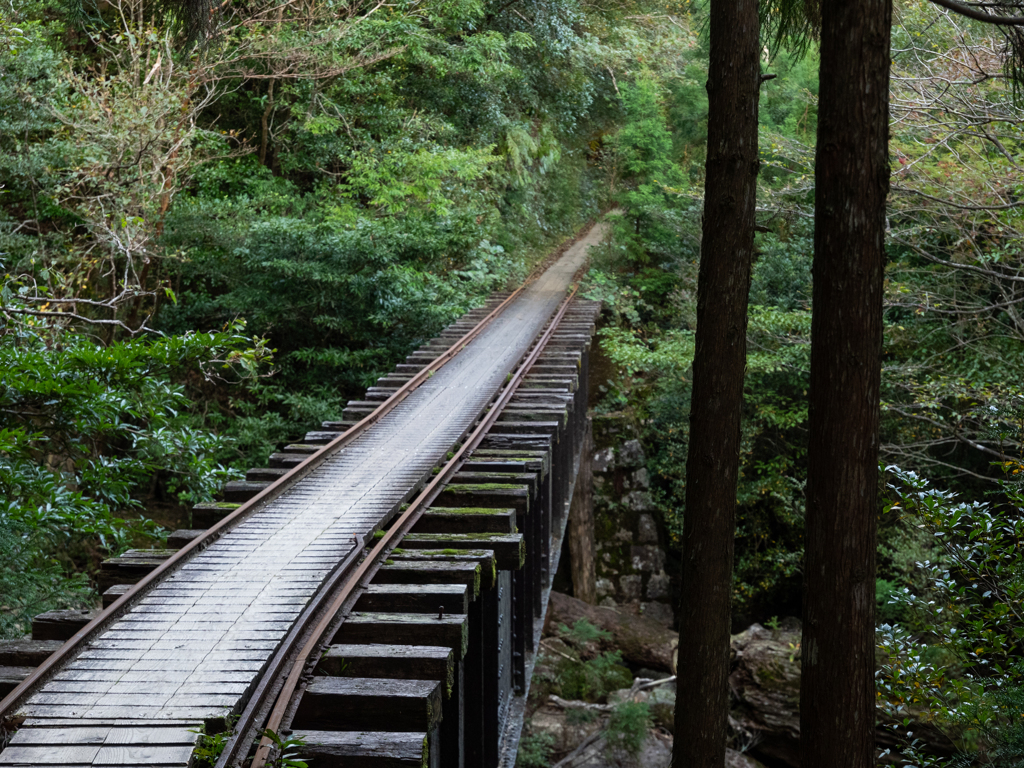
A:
[801,0,891,763]
[674,0,760,763]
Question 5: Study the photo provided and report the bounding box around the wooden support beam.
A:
[281,443,321,454]
[267,452,305,468]
[31,609,100,641]
[97,550,176,592]
[0,666,33,697]
[101,584,131,608]
[0,638,62,667]
[490,420,560,439]
[448,471,539,496]
[499,406,568,427]
[291,729,432,768]
[412,508,516,535]
[166,529,204,549]
[399,534,525,571]
[433,485,529,515]
[246,467,288,482]
[316,645,454,696]
[375,560,482,598]
[568,418,597,604]
[354,584,469,615]
[292,677,443,733]
[221,480,271,502]
[387,551,497,592]
[470,448,549,478]
[332,613,469,660]
[191,501,240,529]
[460,459,537,475]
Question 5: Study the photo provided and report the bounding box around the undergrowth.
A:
[516,731,555,768]
[605,700,652,760]
[0,521,93,639]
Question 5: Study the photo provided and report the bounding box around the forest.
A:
[3,0,1024,764]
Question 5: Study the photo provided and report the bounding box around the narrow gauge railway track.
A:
[0,228,605,768]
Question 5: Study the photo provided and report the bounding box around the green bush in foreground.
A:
[877,466,1024,765]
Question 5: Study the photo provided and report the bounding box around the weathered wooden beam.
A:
[290,729,432,768]
[387,551,497,592]
[166,529,204,549]
[490,420,560,439]
[354,584,469,615]
[267,452,306,469]
[0,666,34,697]
[221,479,271,502]
[568,419,597,604]
[0,638,62,667]
[448,471,538,496]
[316,645,453,696]
[470,448,549,478]
[332,613,469,660]
[281,443,321,454]
[303,430,348,444]
[0,728,199,767]
[459,459,536,475]
[97,549,176,592]
[399,534,524,571]
[292,677,443,733]
[191,501,240,529]
[374,560,482,599]
[342,405,377,420]
[411,508,516,535]
[521,375,577,391]
[433,485,529,515]
[101,584,131,608]
[31,609,100,642]
[246,467,288,482]
[479,434,554,456]
[500,406,569,428]
[318,420,360,432]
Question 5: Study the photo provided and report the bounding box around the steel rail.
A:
[0,286,528,729]
[242,285,580,768]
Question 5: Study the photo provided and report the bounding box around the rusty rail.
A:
[222,284,580,768]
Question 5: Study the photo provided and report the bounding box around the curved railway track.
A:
[0,222,607,768]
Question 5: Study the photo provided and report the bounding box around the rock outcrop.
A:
[546,591,678,672]
[729,620,802,766]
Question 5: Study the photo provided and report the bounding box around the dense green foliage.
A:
[579,0,1024,761]
[877,468,1024,764]
[605,699,653,759]
[5,0,1024,761]
[0,307,269,635]
[0,0,691,635]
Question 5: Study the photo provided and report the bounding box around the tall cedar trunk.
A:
[801,0,891,763]
[674,0,760,763]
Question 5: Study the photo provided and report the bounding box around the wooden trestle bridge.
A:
[0,229,604,768]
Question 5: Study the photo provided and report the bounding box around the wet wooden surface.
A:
[1,237,599,767]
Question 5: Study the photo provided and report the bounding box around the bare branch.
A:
[926,0,1024,26]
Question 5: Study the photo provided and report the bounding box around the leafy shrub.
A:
[877,467,1024,764]
[560,618,611,644]
[605,700,652,759]
[516,731,555,768]
[875,578,906,625]
[556,650,633,702]
[0,308,268,626]
[0,520,93,639]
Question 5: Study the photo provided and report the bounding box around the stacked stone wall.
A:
[590,414,674,627]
